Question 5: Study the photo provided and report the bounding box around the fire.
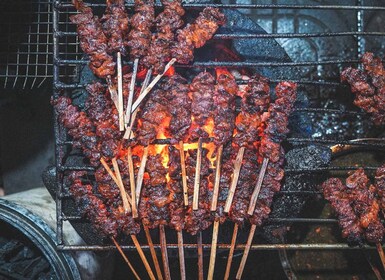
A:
[203,117,215,138]
[203,142,217,168]
[164,66,175,77]
[137,68,148,80]
[148,144,169,169]
[156,115,171,140]
[215,67,231,78]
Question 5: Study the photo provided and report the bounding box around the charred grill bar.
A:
[52,1,385,272]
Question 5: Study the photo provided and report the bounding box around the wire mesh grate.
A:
[52,0,385,268]
[0,0,53,89]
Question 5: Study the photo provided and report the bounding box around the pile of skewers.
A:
[53,0,299,279]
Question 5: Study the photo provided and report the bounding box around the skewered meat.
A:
[346,168,384,243]
[168,145,185,231]
[213,70,238,147]
[68,171,119,237]
[341,52,385,125]
[228,148,259,225]
[139,152,172,229]
[71,0,115,78]
[184,148,213,235]
[127,0,155,59]
[85,82,122,160]
[233,74,270,149]
[101,0,130,56]
[142,0,184,73]
[162,74,191,144]
[249,81,297,226]
[171,7,225,64]
[322,178,364,244]
[188,72,215,141]
[136,88,171,146]
[213,143,233,223]
[53,96,101,166]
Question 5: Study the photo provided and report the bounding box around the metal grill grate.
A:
[52,1,385,277]
[0,0,53,89]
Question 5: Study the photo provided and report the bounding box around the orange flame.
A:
[215,67,231,78]
[164,66,175,77]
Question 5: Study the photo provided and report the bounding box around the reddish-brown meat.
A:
[71,0,115,78]
[171,7,225,64]
[101,0,130,56]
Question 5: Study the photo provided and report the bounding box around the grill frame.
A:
[52,0,385,265]
[0,0,53,89]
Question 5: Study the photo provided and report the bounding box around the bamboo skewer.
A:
[224,223,238,280]
[235,224,257,280]
[123,69,152,140]
[224,147,245,213]
[207,220,219,280]
[131,234,157,280]
[144,225,164,280]
[179,141,189,207]
[106,76,118,109]
[193,138,203,210]
[101,158,132,212]
[125,58,139,126]
[127,147,138,218]
[159,225,171,280]
[135,146,149,207]
[112,158,132,213]
[376,243,385,273]
[111,237,141,280]
[177,231,186,280]
[117,52,124,131]
[210,145,223,211]
[247,158,269,215]
[362,248,383,280]
[131,58,176,112]
[197,231,204,280]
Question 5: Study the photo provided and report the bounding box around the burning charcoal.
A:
[260,145,332,243]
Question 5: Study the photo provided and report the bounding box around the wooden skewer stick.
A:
[127,147,138,218]
[235,224,257,280]
[247,158,269,215]
[207,220,220,280]
[224,147,245,213]
[144,225,164,280]
[101,158,132,213]
[159,225,171,280]
[197,231,204,280]
[117,52,124,131]
[224,223,238,280]
[135,146,149,207]
[376,243,385,273]
[106,76,118,109]
[131,234,156,280]
[210,145,223,211]
[361,248,383,280]
[193,138,203,210]
[140,68,152,94]
[123,70,152,140]
[111,237,141,280]
[131,58,176,112]
[125,58,139,126]
[111,158,133,213]
[177,230,186,280]
[179,141,189,207]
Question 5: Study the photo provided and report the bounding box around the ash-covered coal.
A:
[260,144,331,243]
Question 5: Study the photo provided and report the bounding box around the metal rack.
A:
[52,0,385,272]
[0,0,53,89]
